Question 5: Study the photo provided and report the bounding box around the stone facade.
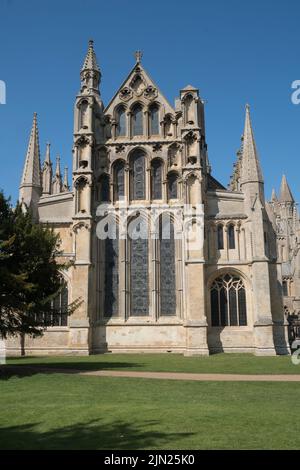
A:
[8,41,299,356]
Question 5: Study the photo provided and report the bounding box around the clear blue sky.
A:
[0,0,299,203]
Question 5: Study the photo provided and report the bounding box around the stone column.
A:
[127,111,132,139]
[236,223,241,260]
[69,222,92,355]
[183,191,209,356]
[252,260,276,356]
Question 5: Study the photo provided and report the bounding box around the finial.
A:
[135,50,143,63]
[271,188,277,202]
[63,166,69,190]
[246,103,250,111]
[55,155,61,176]
[45,142,51,163]
[89,39,94,47]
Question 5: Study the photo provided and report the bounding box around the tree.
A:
[0,191,81,344]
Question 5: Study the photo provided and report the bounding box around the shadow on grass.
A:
[0,419,194,450]
[0,360,143,380]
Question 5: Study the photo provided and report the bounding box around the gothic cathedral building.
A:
[8,41,300,356]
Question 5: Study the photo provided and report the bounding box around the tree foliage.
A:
[0,191,81,339]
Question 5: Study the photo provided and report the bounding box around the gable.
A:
[104,62,175,118]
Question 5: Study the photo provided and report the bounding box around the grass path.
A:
[6,352,300,375]
[3,365,300,381]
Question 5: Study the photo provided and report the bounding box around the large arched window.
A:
[104,223,119,317]
[159,214,176,316]
[217,225,224,250]
[210,274,247,326]
[149,104,159,135]
[151,159,163,200]
[116,106,126,137]
[132,104,143,136]
[113,160,125,201]
[98,174,110,202]
[129,216,149,316]
[228,224,235,249]
[51,281,68,326]
[130,151,146,200]
[167,172,178,200]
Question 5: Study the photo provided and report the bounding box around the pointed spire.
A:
[240,104,263,185]
[271,188,278,202]
[80,40,101,94]
[81,39,100,72]
[62,166,69,192]
[279,174,294,203]
[20,112,42,189]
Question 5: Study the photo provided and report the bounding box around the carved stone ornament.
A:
[72,221,90,233]
[184,130,197,144]
[144,85,158,101]
[187,156,197,165]
[74,175,89,188]
[152,143,162,152]
[130,74,146,96]
[119,87,132,101]
[75,135,91,147]
[116,144,126,154]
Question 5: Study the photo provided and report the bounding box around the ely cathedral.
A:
[7,41,300,356]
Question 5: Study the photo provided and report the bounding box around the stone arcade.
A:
[7,41,300,356]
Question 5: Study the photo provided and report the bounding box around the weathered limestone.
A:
[7,41,297,357]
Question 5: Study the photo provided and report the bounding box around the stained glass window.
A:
[99,174,110,202]
[132,104,143,136]
[159,216,176,316]
[130,219,149,316]
[104,225,119,317]
[149,104,159,135]
[168,173,178,200]
[228,224,235,249]
[116,106,126,137]
[50,282,68,326]
[217,225,224,250]
[131,152,145,200]
[114,160,125,201]
[151,159,162,200]
[210,274,247,326]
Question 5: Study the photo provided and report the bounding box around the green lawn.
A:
[0,372,299,450]
[6,352,300,374]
